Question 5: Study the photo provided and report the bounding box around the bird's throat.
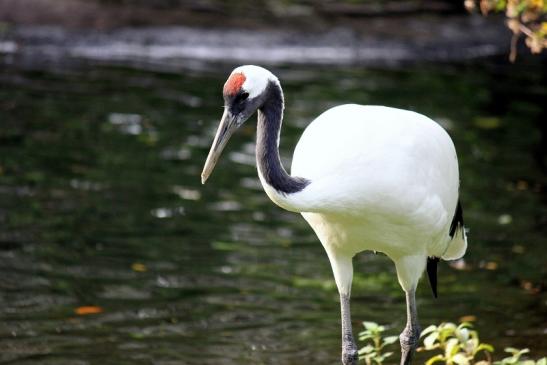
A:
[256,82,309,195]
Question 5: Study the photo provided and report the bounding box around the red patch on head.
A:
[223,72,246,96]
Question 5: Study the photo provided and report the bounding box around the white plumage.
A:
[293,105,465,289]
[202,65,467,365]
[258,103,467,292]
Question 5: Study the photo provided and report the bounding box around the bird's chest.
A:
[301,212,430,259]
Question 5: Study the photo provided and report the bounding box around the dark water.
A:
[0,60,545,365]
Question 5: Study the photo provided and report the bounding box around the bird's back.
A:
[290,105,461,258]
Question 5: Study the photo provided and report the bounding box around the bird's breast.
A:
[302,209,447,259]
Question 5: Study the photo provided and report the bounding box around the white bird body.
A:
[257,104,466,292]
[202,66,467,365]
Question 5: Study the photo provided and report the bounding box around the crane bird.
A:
[201,65,467,365]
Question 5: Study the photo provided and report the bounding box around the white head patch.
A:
[228,65,279,99]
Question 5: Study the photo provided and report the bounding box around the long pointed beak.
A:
[201,109,237,184]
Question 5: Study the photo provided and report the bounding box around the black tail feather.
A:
[426,200,463,298]
[427,257,439,298]
[449,201,464,238]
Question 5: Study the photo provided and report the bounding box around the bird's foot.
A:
[342,335,359,365]
[399,326,421,365]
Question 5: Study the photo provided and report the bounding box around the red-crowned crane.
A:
[201,65,467,365]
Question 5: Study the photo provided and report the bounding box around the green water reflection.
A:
[0,62,545,365]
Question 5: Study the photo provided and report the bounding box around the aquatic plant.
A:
[358,321,399,365]
[358,321,546,365]
[494,348,547,365]
[417,322,493,365]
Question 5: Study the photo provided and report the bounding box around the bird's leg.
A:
[326,252,357,365]
[340,292,358,365]
[399,287,420,365]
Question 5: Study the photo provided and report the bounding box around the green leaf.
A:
[359,333,374,341]
[421,325,438,337]
[494,0,506,12]
[458,322,474,329]
[516,1,528,14]
[439,323,457,341]
[469,337,480,352]
[498,356,517,365]
[456,327,470,342]
[476,343,495,353]
[469,330,479,341]
[372,356,384,365]
[363,353,375,361]
[536,357,547,365]
[473,116,502,129]
[424,332,439,349]
[382,336,399,346]
[446,338,461,358]
[363,321,379,331]
[359,345,375,355]
[376,354,388,362]
[505,347,530,358]
[452,353,470,365]
[426,354,446,365]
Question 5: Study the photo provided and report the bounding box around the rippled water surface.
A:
[0,61,545,364]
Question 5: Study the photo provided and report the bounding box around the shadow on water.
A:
[0,60,545,364]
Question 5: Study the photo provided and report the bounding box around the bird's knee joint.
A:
[399,328,420,350]
[399,336,418,350]
[342,347,359,365]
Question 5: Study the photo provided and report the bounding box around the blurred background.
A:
[0,1,545,364]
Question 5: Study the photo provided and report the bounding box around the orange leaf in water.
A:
[459,315,477,322]
[75,306,103,315]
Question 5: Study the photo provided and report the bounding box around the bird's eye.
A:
[232,92,249,106]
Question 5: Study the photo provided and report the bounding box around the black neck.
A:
[256,82,309,194]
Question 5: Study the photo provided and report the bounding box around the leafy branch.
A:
[464,0,547,61]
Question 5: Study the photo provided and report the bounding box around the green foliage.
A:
[358,321,546,365]
[358,321,398,365]
[494,348,547,365]
[418,322,493,365]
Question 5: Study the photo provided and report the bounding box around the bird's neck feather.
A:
[256,82,309,197]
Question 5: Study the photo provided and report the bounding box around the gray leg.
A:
[399,288,421,365]
[340,293,358,365]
